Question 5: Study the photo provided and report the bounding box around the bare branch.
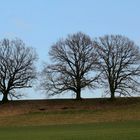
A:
[0,38,37,102]
[40,32,99,99]
[94,35,140,99]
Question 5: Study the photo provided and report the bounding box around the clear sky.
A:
[0,0,140,99]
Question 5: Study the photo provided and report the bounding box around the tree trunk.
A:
[2,92,8,103]
[76,88,82,100]
[111,93,115,100]
[109,81,115,101]
[110,90,115,101]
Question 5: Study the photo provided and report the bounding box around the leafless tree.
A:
[94,35,140,100]
[0,38,37,103]
[40,32,99,100]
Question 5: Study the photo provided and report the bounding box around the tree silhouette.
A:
[41,32,99,99]
[94,35,140,100]
[0,39,37,103]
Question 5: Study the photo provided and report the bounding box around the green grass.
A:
[0,121,139,140]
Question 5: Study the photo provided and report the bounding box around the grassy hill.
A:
[0,97,140,126]
[0,97,140,140]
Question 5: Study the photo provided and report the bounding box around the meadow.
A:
[0,121,140,140]
[0,98,140,140]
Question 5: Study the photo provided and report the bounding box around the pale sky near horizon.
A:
[0,0,140,100]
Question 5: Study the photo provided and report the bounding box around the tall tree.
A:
[0,38,37,103]
[94,35,140,100]
[41,32,99,99]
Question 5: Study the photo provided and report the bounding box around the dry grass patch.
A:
[0,98,139,126]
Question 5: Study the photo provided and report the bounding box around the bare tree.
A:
[40,32,99,100]
[0,38,37,103]
[94,35,140,100]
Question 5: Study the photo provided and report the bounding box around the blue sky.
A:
[0,0,140,99]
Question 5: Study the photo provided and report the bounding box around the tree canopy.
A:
[94,35,140,99]
[0,38,37,103]
[40,32,99,99]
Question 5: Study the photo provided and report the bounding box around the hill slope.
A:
[0,97,140,126]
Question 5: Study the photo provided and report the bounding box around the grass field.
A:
[0,121,140,140]
[0,98,140,139]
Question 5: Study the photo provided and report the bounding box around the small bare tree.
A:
[41,32,99,100]
[94,35,140,100]
[0,38,37,103]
